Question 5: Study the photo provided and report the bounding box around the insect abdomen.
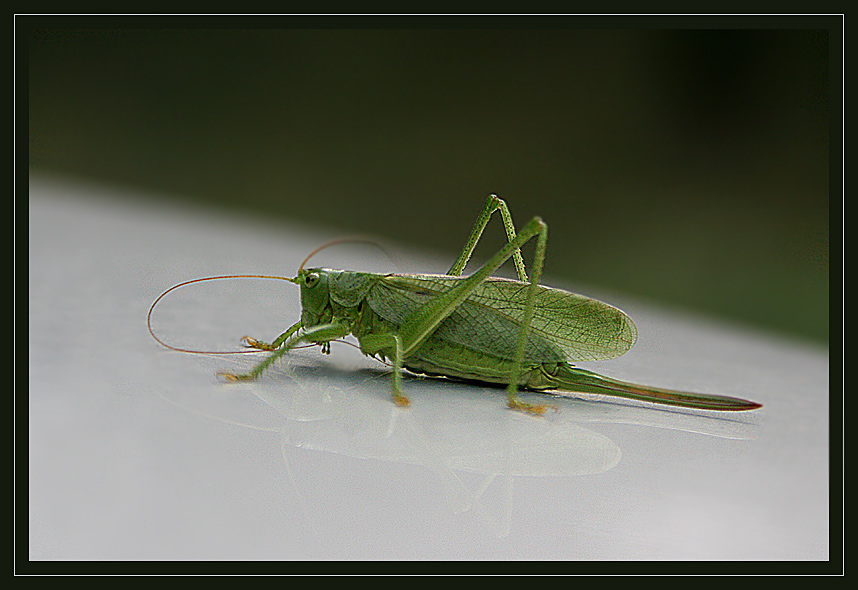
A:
[402,334,562,388]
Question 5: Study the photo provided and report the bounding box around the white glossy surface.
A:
[28,176,829,561]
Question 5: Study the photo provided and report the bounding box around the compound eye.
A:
[304,272,320,288]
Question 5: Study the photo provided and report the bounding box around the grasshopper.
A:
[156,195,760,415]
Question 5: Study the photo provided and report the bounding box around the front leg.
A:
[241,321,302,351]
[220,322,350,382]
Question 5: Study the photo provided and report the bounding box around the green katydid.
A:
[149,195,762,415]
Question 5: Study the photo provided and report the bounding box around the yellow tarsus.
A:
[392,393,411,407]
[218,372,255,382]
[507,395,557,416]
[240,336,279,351]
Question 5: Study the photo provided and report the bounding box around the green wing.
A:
[369,273,637,362]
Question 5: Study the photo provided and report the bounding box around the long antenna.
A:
[147,274,296,355]
[298,235,397,272]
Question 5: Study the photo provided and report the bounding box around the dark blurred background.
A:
[27,18,832,344]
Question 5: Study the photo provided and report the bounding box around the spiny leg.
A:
[447,194,528,282]
[358,332,409,407]
[504,218,556,416]
[396,214,556,416]
[220,322,349,382]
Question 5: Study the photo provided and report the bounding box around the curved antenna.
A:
[298,235,399,272]
[147,274,297,355]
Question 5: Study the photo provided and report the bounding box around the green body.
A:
[221,195,762,414]
[323,270,632,388]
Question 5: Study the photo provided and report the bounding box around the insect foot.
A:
[217,371,256,382]
[507,396,558,417]
[392,393,412,408]
[240,336,278,351]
